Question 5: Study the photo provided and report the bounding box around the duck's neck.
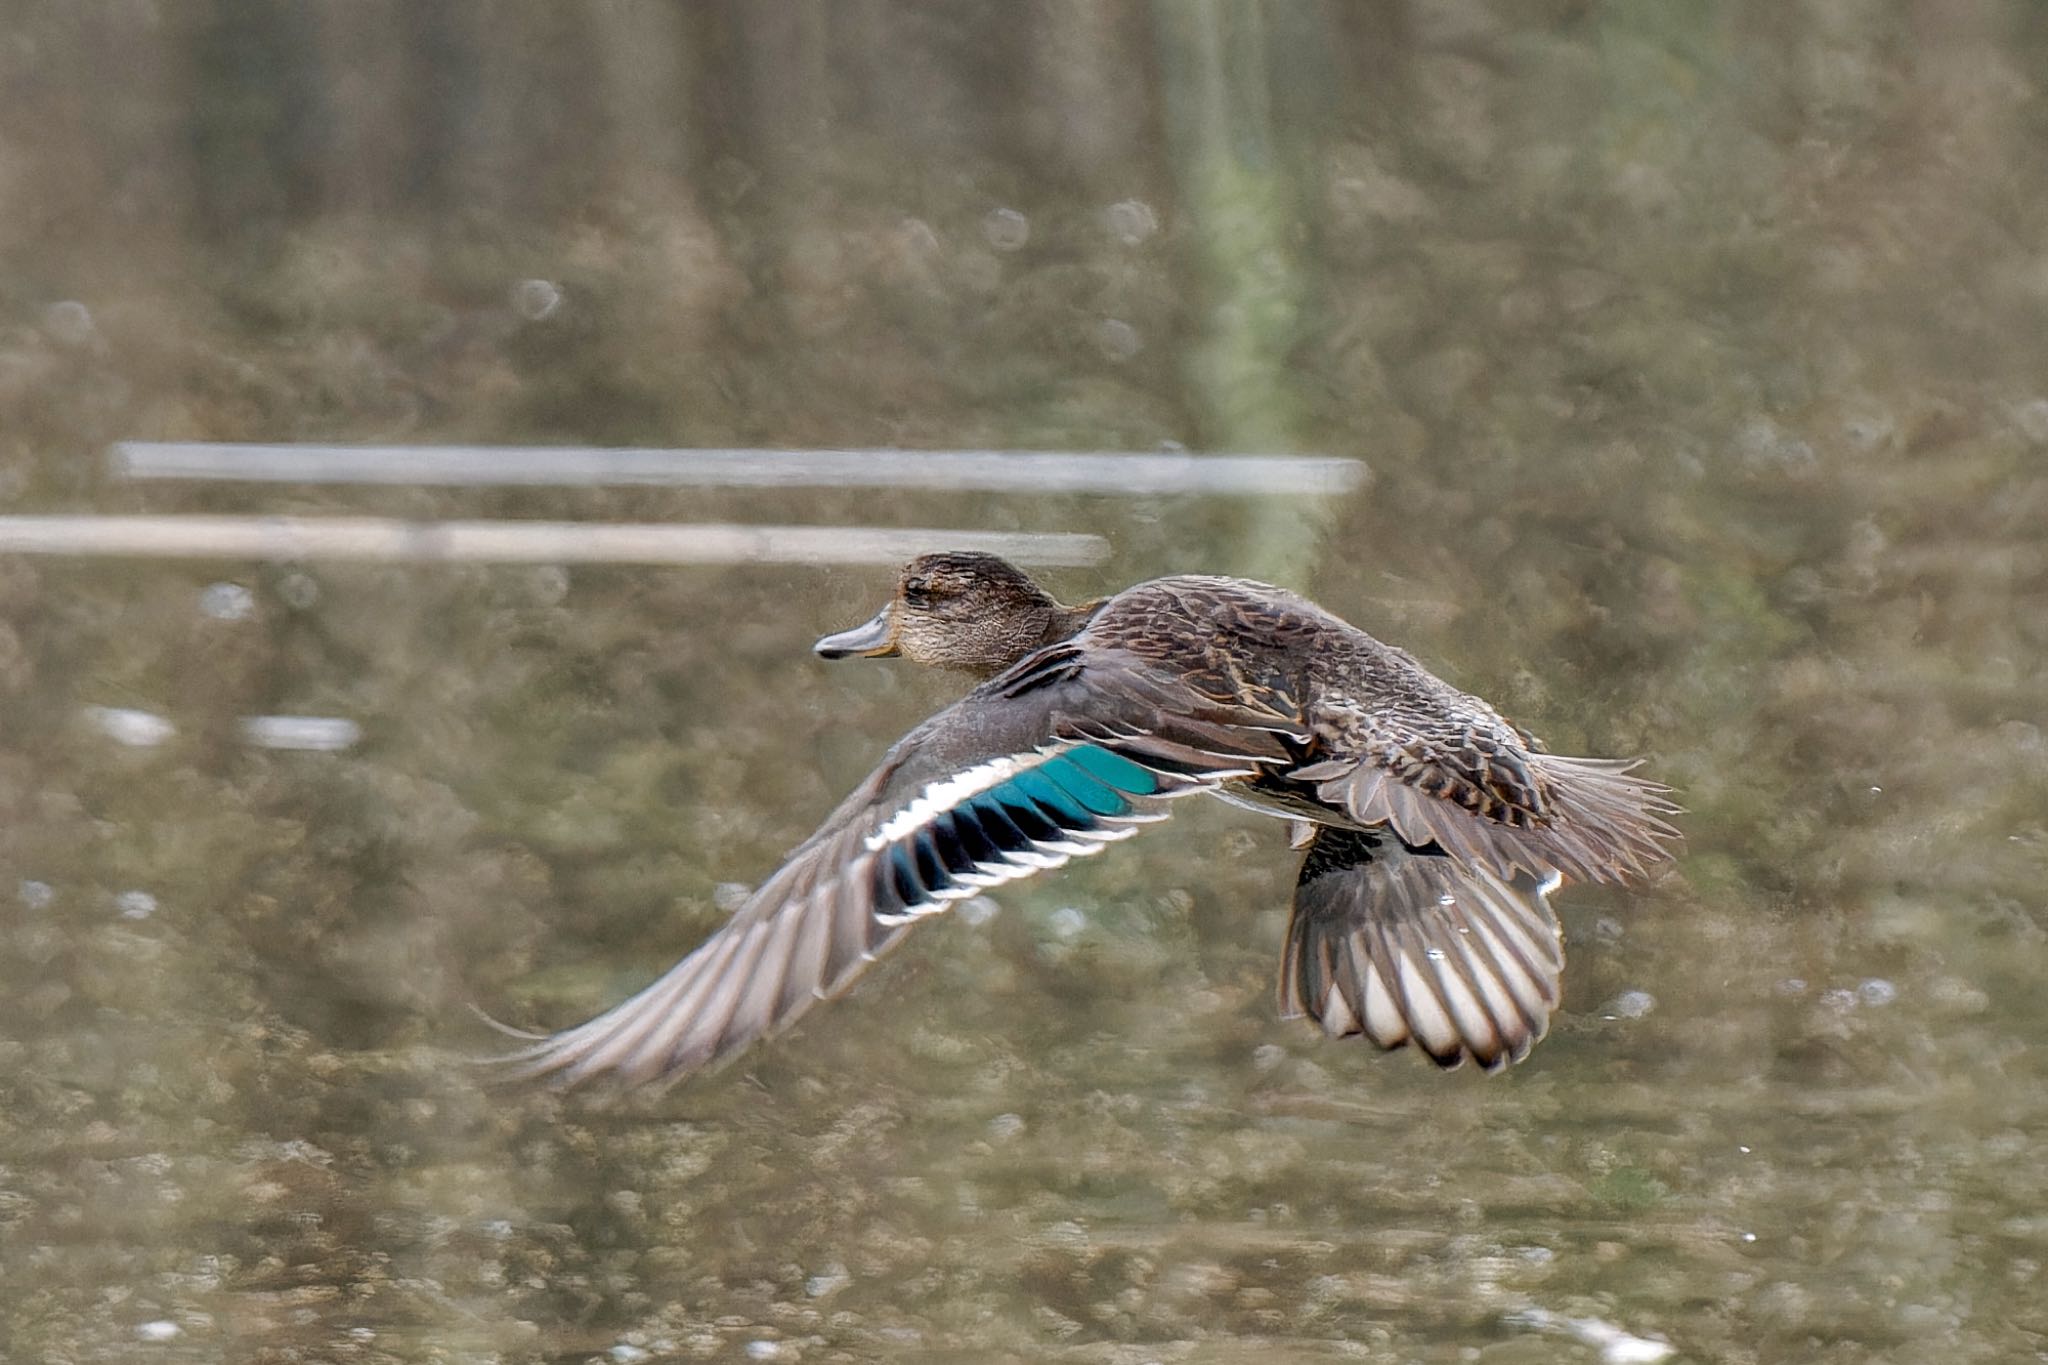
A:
[1041,597,1105,647]
[957,597,1105,681]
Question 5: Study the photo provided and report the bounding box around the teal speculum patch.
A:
[1060,744,1162,796]
[870,745,1164,916]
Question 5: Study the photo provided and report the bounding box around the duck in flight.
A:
[503,551,1678,1088]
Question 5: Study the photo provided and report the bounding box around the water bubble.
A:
[520,564,569,609]
[1437,892,1457,907]
[892,216,941,261]
[1105,198,1159,245]
[88,706,176,748]
[1857,977,1898,1007]
[1604,990,1656,1020]
[20,879,53,910]
[744,1342,785,1361]
[199,582,255,621]
[609,1346,651,1364]
[1093,317,1142,361]
[277,572,320,610]
[43,300,96,348]
[958,895,1001,926]
[511,278,562,321]
[1047,906,1087,940]
[117,890,158,920]
[981,207,1030,252]
[2012,398,2048,444]
[1741,1232,1758,1243]
[136,1321,181,1342]
[1424,947,1447,961]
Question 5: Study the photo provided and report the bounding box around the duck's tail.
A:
[1279,826,1564,1071]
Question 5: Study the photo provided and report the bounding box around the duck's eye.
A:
[902,576,933,608]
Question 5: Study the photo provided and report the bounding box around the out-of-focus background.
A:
[2,4,2045,1362]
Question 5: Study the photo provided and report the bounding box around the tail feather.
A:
[1281,827,1564,1071]
[1301,753,1680,885]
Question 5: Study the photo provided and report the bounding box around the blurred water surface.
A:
[2,4,2046,1362]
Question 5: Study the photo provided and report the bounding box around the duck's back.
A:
[1087,570,1331,669]
[1079,574,1511,739]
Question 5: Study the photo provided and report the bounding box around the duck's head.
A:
[815,551,1087,678]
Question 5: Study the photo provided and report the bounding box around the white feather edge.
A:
[867,742,1239,851]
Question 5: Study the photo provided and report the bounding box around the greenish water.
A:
[3,4,2047,1362]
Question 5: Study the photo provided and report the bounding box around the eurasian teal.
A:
[507,551,1678,1087]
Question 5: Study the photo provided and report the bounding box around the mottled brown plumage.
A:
[500,552,1678,1089]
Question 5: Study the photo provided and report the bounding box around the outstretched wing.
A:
[1281,826,1564,1070]
[498,646,1303,1090]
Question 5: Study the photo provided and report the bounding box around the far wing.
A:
[1281,826,1564,1070]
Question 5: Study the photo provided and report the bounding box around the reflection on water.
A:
[4,4,2047,1361]
[112,443,1367,496]
[0,515,1111,568]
